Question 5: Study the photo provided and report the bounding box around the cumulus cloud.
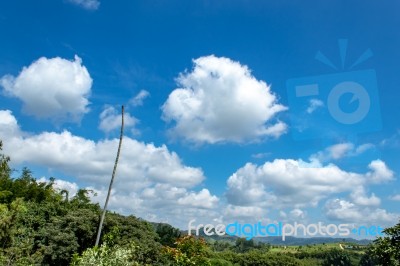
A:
[129,90,150,107]
[325,199,399,226]
[178,188,219,209]
[366,160,394,183]
[223,205,267,221]
[66,0,100,10]
[350,186,381,207]
[99,106,138,134]
[225,158,394,209]
[0,110,21,138]
[0,110,219,227]
[162,55,287,144]
[0,56,92,122]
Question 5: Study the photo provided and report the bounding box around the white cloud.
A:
[306,99,324,114]
[350,186,381,207]
[66,0,100,10]
[129,90,150,107]
[290,208,306,219]
[251,152,271,159]
[161,55,287,144]
[0,56,92,122]
[178,188,219,209]
[367,160,394,183]
[310,142,375,162]
[99,106,138,134]
[380,129,400,148]
[223,205,266,221]
[390,194,400,201]
[325,199,399,226]
[225,158,394,209]
[0,110,20,138]
[327,143,354,160]
[0,110,219,228]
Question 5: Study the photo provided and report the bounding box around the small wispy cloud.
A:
[251,152,271,159]
[389,194,400,201]
[310,142,375,162]
[66,0,100,10]
[306,99,324,114]
[380,129,400,148]
[129,90,150,107]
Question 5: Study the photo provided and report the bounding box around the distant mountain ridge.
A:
[180,228,372,246]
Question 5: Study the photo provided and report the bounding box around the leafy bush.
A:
[163,235,211,265]
[71,241,140,266]
[321,249,351,266]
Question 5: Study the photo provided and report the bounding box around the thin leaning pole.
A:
[95,105,124,247]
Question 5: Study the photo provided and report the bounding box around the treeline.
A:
[0,140,168,265]
[0,140,399,265]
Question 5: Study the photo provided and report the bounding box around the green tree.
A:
[0,198,41,265]
[0,140,13,204]
[155,223,182,247]
[0,141,10,177]
[163,235,211,265]
[321,249,351,266]
[359,249,377,266]
[369,220,400,266]
[234,238,255,253]
[71,229,140,266]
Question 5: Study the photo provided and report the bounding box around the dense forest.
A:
[0,140,399,266]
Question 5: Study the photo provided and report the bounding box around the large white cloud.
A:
[325,199,399,226]
[223,156,400,228]
[162,55,287,144]
[0,56,92,122]
[0,110,219,228]
[226,158,394,209]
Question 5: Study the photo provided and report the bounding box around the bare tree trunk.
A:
[95,105,124,247]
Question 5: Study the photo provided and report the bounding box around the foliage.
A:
[367,220,400,266]
[359,249,377,266]
[155,222,182,247]
[71,228,140,266]
[321,249,351,266]
[211,250,303,266]
[163,235,211,265]
[208,258,234,266]
[233,238,270,253]
[0,141,10,176]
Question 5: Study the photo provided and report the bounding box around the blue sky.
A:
[0,0,399,235]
